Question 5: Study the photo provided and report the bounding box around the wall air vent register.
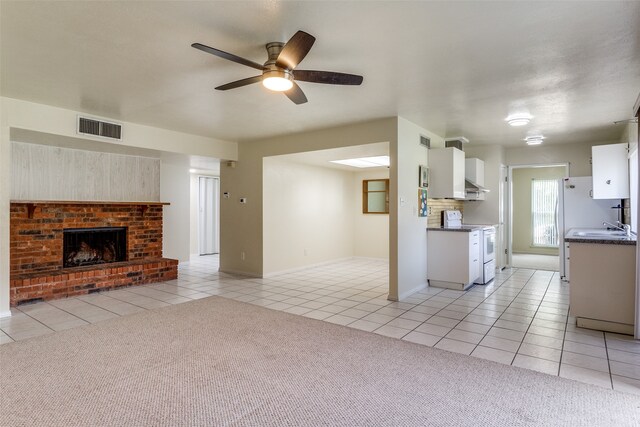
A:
[77,116,123,140]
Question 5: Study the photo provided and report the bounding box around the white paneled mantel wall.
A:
[0,96,239,317]
[11,142,160,202]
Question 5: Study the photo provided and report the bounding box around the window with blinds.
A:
[531,179,559,247]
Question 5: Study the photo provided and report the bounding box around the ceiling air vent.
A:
[77,116,122,140]
[419,135,431,148]
[444,136,469,151]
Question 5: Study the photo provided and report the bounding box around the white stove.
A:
[442,210,496,285]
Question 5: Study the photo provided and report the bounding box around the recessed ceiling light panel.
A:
[330,155,390,168]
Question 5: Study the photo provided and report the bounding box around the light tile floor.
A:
[2,256,639,395]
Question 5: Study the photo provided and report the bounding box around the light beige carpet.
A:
[1,296,638,427]
[512,254,560,271]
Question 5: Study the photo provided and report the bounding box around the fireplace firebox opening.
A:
[63,227,127,268]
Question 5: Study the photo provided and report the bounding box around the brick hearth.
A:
[9,201,178,305]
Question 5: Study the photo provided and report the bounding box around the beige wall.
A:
[0,97,236,314]
[463,145,505,224]
[505,140,613,177]
[160,153,191,262]
[512,166,565,255]
[220,118,397,278]
[0,100,10,316]
[354,169,389,259]
[263,158,356,275]
[393,117,444,299]
[2,97,237,160]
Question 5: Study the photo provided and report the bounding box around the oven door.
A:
[484,229,496,262]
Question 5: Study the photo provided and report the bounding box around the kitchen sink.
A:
[573,231,628,237]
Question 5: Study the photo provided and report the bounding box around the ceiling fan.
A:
[192,30,363,105]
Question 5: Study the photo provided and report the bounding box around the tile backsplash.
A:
[427,199,464,227]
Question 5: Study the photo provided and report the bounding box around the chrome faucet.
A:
[603,221,632,237]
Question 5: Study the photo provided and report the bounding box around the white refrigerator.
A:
[558,176,619,281]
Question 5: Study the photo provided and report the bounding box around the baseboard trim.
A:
[397,281,428,301]
[218,268,262,278]
[576,317,634,336]
[0,310,12,318]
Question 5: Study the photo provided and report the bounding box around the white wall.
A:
[263,158,355,275]
[189,174,199,259]
[354,169,389,259]
[160,153,191,262]
[11,142,160,201]
[392,117,443,300]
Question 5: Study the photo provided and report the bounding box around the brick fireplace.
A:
[9,201,178,305]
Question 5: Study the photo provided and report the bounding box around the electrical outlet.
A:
[241,251,245,261]
[428,206,432,216]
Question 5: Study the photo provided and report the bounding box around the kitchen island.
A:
[565,228,637,335]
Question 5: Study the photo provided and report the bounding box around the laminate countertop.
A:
[565,228,637,246]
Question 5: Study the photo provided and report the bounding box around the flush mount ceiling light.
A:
[505,113,533,127]
[330,156,390,168]
[524,135,545,145]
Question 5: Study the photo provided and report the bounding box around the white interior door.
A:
[199,177,219,255]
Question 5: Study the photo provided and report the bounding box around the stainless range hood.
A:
[465,179,490,193]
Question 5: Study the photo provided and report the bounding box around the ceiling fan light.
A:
[262,69,293,92]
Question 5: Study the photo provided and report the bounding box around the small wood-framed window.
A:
[363,179,389,214]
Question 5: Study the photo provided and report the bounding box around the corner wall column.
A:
[0,109,11,317]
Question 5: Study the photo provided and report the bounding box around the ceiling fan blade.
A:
[192,43,264,71]
[284,82,308,105]
[215,76,263,91]
[276,31,316,70]
[294,70,363,85]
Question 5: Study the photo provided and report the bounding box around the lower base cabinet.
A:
[427,230,480,291]
[569,242,635,335]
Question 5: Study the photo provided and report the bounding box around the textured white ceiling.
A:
[1,1,639,147]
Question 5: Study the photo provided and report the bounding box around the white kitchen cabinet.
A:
[464,157,486,200]
[428,147,465,199]
[592,143,629,199]
[465,158,485,186]
[427,229,480,290]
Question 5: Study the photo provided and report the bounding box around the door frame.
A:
[198,175,220,255]
[507,163,569,268]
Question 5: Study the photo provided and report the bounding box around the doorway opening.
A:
[199,176,220,255]
[508,164,568,271]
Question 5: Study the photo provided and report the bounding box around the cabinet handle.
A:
[606,179,611,185]
[473,242,478,245]
[474,259,478,262]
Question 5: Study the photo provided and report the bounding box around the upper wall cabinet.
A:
[465,158,485,186]
[428,147,465,199]
[592,143,630,199]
